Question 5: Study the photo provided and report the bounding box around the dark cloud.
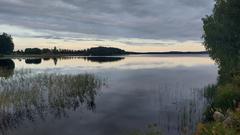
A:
[0,0,215,41]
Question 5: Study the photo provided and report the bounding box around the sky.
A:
[0,0,215,52]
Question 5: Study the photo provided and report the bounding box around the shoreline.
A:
[0,52,209,59]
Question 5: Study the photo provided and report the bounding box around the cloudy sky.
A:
[0,0,215,52]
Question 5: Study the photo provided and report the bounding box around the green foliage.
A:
[0,33,14,54]
[203,85,219,121]
[203,78,240,121]
[204,85,218,102]
[197,122,237,135]
[202,0,240,84]
[202,0,240,59]
[202,0,240,112]
[197,111,240,135]
[214,84,240,110]
[200,0,240,134]
[230,111,240,131]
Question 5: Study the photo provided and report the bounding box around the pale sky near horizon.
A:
[0,0,215,52]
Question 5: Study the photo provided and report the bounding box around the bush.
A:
[214,84,240,110]
[197,109,240,135]
[196,122,237,135]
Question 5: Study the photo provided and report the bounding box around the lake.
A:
[0,54,218,135]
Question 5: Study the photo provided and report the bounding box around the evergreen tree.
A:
[0,33,14,54]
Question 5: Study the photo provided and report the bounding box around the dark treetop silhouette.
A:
[0,33,14,55]
[16,46,127,56]
[202,0,240,84]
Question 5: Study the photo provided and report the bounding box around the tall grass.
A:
[0,70,104,134]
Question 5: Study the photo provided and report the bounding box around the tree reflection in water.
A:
[0,71,104,134]
[0,59,15,78]
[83,56,125,63]
[25,59,42,64]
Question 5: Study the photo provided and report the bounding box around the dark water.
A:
[0,55,218,135]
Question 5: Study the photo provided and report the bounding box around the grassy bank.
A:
[196,74,240,135]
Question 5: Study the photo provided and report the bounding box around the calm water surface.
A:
[0,54,218,135]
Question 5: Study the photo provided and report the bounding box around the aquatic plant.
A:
[0,71,104,134]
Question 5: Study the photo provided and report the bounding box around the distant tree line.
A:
[16,47,85,55]
[15,46,127,56]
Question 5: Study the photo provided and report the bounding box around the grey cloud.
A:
[0,0,215,41]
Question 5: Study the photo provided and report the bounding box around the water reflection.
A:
[12,55,215,71]
[0,71,104,134]
[21,56,125,66]
[0,59,15,78]
[43,58,51,61]
[25,59,42,64]
[83,57,125,63]
[0,55,217,135]
[53,58,57,65]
